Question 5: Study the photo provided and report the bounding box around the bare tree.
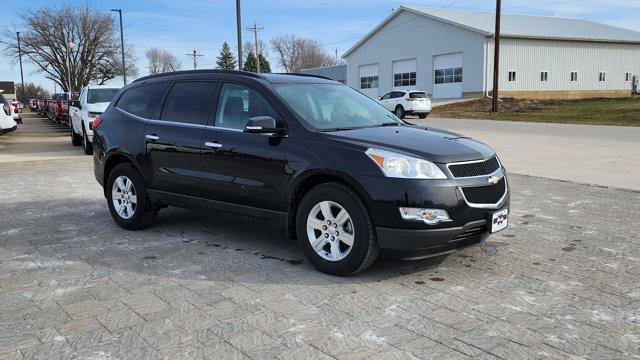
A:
[16,82,50,102]
[145,47,182,75]
[270,34,338,73]
[242,39,268,62]
[1,5,138,92]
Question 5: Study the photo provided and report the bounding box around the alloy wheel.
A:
[111,175,137,219]
[306,201,355,261]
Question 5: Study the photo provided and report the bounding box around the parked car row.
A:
[30,86,121,155]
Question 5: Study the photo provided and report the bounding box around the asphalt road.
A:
[413,117,640,191]
[1,114,639,359]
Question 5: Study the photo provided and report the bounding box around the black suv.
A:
[93,70,509,276]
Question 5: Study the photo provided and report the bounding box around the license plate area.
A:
[491,208,508,233]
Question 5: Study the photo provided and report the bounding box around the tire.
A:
[394,105,405,119]
[296,182,379,276]
[106,163,158,230]
[70,123,82,146]
[82,124,93,155]
[418,113,428,119]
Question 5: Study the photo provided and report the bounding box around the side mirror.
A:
[244,116,278,134]
[70,100,81,109]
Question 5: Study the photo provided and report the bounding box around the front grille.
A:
[448,157,500,178]
[462,177,506,204]
[450,225,488,243]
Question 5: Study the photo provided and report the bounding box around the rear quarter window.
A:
[116,83,166,118]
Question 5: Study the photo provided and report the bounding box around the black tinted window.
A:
[409,92,427,98]
[116,83,166,118]
[215,83,276,130]
[160,82,217,125]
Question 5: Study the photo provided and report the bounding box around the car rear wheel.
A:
[296,182,379,276]
[82,124,93,155]
[106,163,158,230]
[418,114,428,119]
[395,105,405,119]
[70,124,82,146]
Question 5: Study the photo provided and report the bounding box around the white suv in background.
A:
[69,85,121,154]
[0,91,18,135]
[378,90,431,119]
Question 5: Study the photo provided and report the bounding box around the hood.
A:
[324,125,495,163]
[84,102,110,113]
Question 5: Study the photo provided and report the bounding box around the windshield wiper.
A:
[372,122,400,127]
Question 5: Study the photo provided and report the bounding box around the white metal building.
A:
[344,6,640,99]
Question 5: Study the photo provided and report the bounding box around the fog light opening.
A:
[399,208,452,225]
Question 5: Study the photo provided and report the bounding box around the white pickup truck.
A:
[69,85,121,154]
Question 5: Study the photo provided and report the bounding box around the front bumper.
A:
[355,168,509,259]
[1,125,17,134]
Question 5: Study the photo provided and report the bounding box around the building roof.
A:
[344,6,640,57]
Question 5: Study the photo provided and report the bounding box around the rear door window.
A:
[160,82,218,125]
[116,83,166,118]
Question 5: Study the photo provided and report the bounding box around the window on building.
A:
[540,71,548,82]
[393,72,416,87]
[570,72,578,82]
[508,71,517,82]
[598,72,606,82]
[434,67,462,84]
[360,76,379,89]
[625,72,632,82]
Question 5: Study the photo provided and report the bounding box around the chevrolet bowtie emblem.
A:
[488,176,500,185]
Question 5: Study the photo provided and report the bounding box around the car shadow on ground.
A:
[3,197,470,286]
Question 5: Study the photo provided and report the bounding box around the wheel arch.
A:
[102,151,143,196]
[286,170,371,240]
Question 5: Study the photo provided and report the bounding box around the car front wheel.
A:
[296,182,379,276]
[395,105,405,119]
[82,124,93,155]
[418,113,428,119]
[70,124,82,146]
[106,163,158,230]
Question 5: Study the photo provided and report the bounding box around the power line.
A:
[246,22,265,73]
[186,50,204,70]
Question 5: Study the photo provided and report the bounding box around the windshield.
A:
[273,83,401,131]
[87,88,120,104]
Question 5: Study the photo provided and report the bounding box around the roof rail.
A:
[132,69,267,83]
[279,73,334,81]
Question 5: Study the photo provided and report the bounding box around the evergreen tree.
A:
[243,51,257,72]
[258,53,271,73]
[216,42,237,70]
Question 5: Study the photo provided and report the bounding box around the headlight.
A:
[366,148,447,179]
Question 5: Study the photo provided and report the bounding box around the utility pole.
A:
[186,50,204,70]
[491,0,501,112]
[335,48,338,63]
[111,9,127,85]
[66,41,76,97]
[16,32,25,102]
[236,0,243,70]
[246,22,264,73]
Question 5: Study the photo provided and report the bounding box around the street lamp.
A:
[111,9,126,85]
[67,41,76,98]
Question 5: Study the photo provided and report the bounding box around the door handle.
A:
[146,134,159,141]
[204,141,222,149]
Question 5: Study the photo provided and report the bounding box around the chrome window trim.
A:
[446,156,502,179]
[459,176,508,209]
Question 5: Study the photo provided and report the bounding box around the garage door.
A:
[433,53,463,99]
[359,64,379,99]
[392,59,417,90]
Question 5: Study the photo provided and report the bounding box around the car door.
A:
[70,88,85,133]
[143,81,218,202]
[200,82,287,214]
[379,92,393,111]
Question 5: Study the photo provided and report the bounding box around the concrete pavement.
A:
[414,117,640,191]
